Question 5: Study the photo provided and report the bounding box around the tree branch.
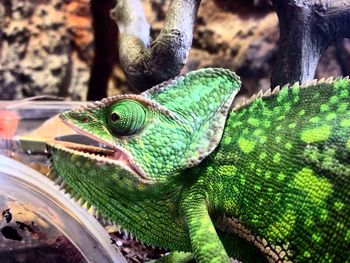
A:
[111,0,201,91]
[271,0,350,87]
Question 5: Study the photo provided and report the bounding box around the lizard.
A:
[47,68,350,263]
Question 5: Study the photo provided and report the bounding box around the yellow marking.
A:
[305,218,314,227]
[337,103,347,112]
[206,166,214,173]
[268,210,296,240]
[223,136,232,145]
[238,137,256,154]
[334,79,348,89]
[319,209,329,221]
[260,136,267,143]
[277,172,286,180]
[298,110,305,116]
[345,229,350,241]
[320,104,329,112]
[301,125,331,143]
[292,86,300,94]
[264,171,272,179]
[263,120,271,128]
[259,152,267,160]
[325,112,336,121]
[340,119,350,127]
[284,103,291,112]
[218,165,237,176]
[340,89,349,98]
[303,251,311,258]
[288,123,297,128]
[309,116,320,123]
[223,200,238,212]
[273,153,281,163]
[312,233,322,243]
[232,121,243,128]
[276,136,282,143]
[247,118,259,127]
[216,182,224,192]
[334,201,345,211]
[294,168,333,204]
[277,88,289,101]
[253,129,263,136]
[329,96,339,104]
[285,142,292,150]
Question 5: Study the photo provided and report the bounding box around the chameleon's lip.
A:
[48,139,152,183]
[54,118,152,182]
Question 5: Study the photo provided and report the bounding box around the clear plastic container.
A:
[0,99,126,262]
[0,99,85,156]
[0,149,125,263]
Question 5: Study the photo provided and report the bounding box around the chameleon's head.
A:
[57,68,240,182]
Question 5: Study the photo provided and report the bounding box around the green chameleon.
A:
[47,68,350,263]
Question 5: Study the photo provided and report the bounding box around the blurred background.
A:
[0,0,349,101]
[0,1,349,262]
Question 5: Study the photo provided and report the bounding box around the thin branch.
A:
[271,0,350,87]
[111,0,201,91]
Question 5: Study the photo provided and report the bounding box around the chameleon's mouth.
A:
[53,115,152,182]
[48,138,151,183]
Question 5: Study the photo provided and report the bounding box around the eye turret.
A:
[107,99,147,136]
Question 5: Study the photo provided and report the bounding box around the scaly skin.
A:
[47,68,350,263]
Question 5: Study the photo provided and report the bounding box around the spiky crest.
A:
[233,76,349,112]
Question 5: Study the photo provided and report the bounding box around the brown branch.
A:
[271,0,350,88]
[111,0,201,91]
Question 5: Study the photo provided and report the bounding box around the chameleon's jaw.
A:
[47,139,151,183]
[58,117,151,182]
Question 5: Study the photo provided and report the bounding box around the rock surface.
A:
[0,0,92,100]
[0,0,348,101]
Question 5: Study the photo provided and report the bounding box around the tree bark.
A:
[111,0,201,91]
[271,0,350,88]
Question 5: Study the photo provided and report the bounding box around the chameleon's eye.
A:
[107,99,147,136]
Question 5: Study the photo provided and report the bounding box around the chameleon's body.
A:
[47,68,350,263]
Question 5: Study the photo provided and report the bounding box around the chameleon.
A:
[47,68,350,263]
